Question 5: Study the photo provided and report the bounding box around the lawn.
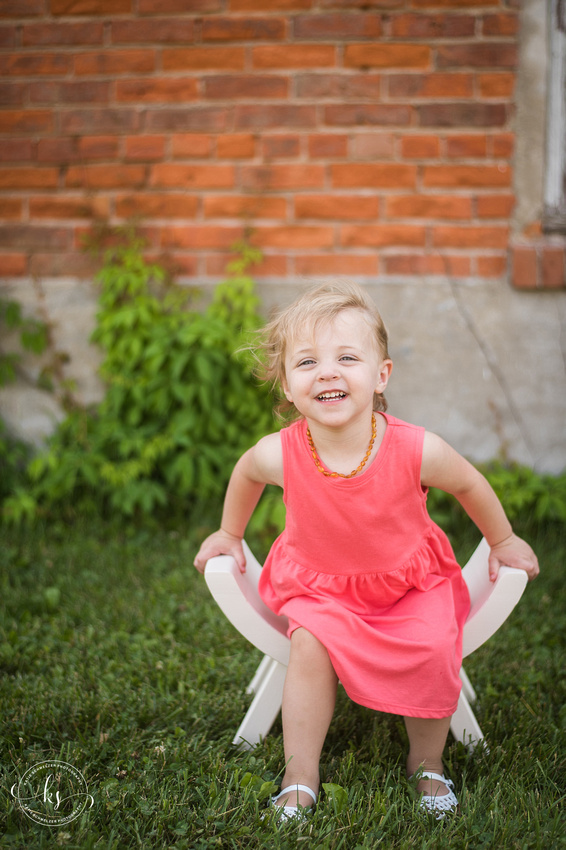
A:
[0,515,564,849]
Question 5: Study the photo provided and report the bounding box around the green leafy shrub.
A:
[3,233,276,522]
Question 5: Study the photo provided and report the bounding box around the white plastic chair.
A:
[205,537,527,752]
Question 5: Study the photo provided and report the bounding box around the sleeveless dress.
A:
[258,413,471,719]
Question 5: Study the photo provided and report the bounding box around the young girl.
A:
[194,281,539,820]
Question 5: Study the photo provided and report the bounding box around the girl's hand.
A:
[193,528,246,575]
[488,533,539,583]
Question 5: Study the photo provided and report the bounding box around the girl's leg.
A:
[403,716,453,797]
[276,627,338,808]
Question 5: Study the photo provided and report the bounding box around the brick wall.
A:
[0,0,564,288]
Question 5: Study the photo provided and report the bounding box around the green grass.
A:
[0,517,564,849]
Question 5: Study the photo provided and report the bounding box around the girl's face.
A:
[282,308,392,429]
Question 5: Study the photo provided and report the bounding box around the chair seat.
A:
[205,537,527,751]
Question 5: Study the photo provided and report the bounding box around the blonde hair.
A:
[257,281,390,420]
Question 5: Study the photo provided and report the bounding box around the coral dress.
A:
[258,413,470,719]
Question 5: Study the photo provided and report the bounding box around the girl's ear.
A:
[282,377,293,403]
[376,359,393,392]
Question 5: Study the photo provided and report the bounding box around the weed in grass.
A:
[0,519,564,848]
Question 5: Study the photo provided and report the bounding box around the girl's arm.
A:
[193,432,283,574]
[421,431,539,582]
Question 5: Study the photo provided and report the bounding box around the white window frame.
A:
[543,0,566,232]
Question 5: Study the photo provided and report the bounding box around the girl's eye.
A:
[298,358,315,367]
[340,355,357,362]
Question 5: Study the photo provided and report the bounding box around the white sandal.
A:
[269,783,317,821]
[413,771,458,819]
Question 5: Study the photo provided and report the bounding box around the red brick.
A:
[60,109,139,135]
[324,104,411,126]
[391,13,475,38]
[445,134,487,158]
[295,195,379,219]
[146,108,229,133]
[383,253,471,276]
[411,0,499,7]
[476,255,507,277]
[77,136,120,160]
[332,163,416,189]
[165,254,200,277]
[230,0,310,7]
[202,17,286,41]
[350,133,395,160]
[252,45,336,68]
[0,53,71,76]
[111,19,196,43]
[0,254,27,276]
[28,251,98,278]
[296,73,381,99]
[208,252,288,278]
[423,165,511,188]
[476,194,515,218]
[482,13,519,36]
[262,135,301,159]
[541,247,565,289]
[294,13,381,39]
[74,50,155,75]
[400,135,440,158]
[171,135,213,159]
[386,195,472,219]
[216,134,255,158]
[163,47,245,72]
[251,226,334,249]
[29,81,111,104]
[0,109,52,134]
[161,226,243,249]
[0,1,44,16]
[23,21,104,45]
[294,254,379,275]
[204,75,288,99]
[308,134,348,158]
[138,0,222,12]
[0,168,58,189]
[0,199,23,220]
[240,165,324,190]
[433,226,508,248]
[203,196,287,219]
[344,43,430,69]
[341,225,426,248]
[478,73,515,98]
[388,73,473,99]
[124,136,166,161]
[37,138,77,163]
[0,26,17,47]
[66,165,146,189]
[0,139,34,162]
[0,225,71,250]
[29,197,109,219]
[51,0,132,13]
[511,246,537,289]
[437,43,517,69]
[115,194,199,219]
[116,78,198,103]
[493,134,518,158]
[150,164,234,189]
[235,105,316,129]
[418,103,507,127]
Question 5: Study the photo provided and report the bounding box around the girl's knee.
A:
[290,627,334,670]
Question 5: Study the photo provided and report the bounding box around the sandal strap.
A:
[274,784,318,806]
[415,772,454,787]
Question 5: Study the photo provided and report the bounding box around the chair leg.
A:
[233,658,287,750]
[450,688,485,753]
[459,665,477,704]
[246,654,273,696]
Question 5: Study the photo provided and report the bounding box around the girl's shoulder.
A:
[251,430,284,488]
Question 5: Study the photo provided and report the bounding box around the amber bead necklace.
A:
[306,413,376,479]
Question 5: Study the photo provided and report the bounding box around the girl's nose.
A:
[318,362,339,380]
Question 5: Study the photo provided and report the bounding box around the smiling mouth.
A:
[317,391,347,401]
